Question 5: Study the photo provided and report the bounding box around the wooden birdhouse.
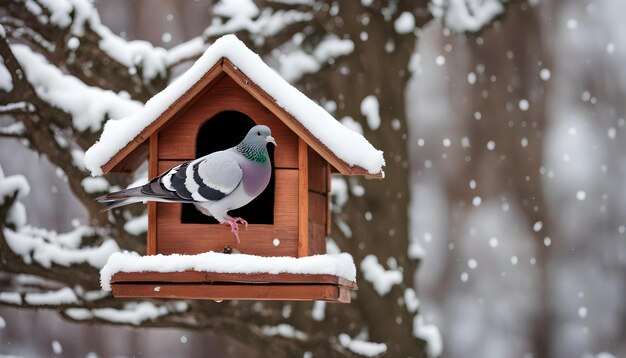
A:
[87,35,384,303]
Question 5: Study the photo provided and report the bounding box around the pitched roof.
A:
[84,35,385,178]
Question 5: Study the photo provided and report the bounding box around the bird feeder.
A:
[87,35,384,303]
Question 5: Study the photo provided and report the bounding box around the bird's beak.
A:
[266,135,277,146]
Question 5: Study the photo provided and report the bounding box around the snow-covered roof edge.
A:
[84,34,385,176]
[100,251,357,291]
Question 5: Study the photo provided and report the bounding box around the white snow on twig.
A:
[0,170,30,205]
[11,44,142,132]
[100,251,356,291]
[33,0,205,82]
[24,287,78,306]
[205,8,312,39]
[278,36,354,82]
[0,292,22,305]
[3,227,120,269]
[0,102,34,114]
[123,213,148,235]
[413,315,443,357]
[430,0,504,33]
[65,301,176,325]
[85,35,384,176]
[360,255,403,296]
[338,333,387,357]
[262,324,308,341]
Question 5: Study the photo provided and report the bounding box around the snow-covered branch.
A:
[429,0,506,32]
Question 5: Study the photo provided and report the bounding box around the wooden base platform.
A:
[110,271,357,303]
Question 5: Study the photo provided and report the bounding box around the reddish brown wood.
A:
[111,283,351,302]
[308,147,327,194]
[157,75,298,169]
[308,191,326,225]
[111,271,356,289]
[297,139,308,257]
[155,162,299,257]
[326,163,332,236]
[308,222,326,256]
[147,134,158,255]
[102,61,224,174]
[107,142,149,173]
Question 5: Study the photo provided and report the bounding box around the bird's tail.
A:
[96,187,146,212]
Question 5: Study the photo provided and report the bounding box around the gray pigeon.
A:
[97,125,277,243]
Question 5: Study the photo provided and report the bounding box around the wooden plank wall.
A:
[307,147,329,255]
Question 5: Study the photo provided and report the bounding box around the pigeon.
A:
[97,125,277,243]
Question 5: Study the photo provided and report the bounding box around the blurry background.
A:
[1,0,625,357]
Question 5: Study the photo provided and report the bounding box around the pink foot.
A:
[223,220,240,244]
[226,215,248,229]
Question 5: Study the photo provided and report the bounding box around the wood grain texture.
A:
[308,222,326,256]
[158,75,298,169]
[111,271,357,289]
[111,283,352,302]
[155,161,299,257]
[297,139,308,258]
[308,147,327,194]
[147,134,158,255]
[308,191,326,225]
[326,163,332,236]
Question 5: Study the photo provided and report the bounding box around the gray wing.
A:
[160,151,243,202]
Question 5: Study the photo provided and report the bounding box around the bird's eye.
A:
[257,131,261,136]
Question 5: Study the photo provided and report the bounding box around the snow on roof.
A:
[84,34,384,176]
[100,251,356,291]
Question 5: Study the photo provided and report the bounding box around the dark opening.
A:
[181,111,275,224]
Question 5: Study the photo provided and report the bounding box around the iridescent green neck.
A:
[236,142,269,164]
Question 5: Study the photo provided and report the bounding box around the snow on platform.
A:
[100,251,356,291]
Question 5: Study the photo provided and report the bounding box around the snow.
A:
[66,302,171,325]
[518,99,530,111]
[11,44,142,132]
[312,300,326,321]
[0,170,30,205]
[100,251,356,291]
[24,287,78,306]
[404,288,420,313]
[394,12,416,34]
[262,324,307,340]
[278,36,354,83]
[360,95,381,131]
[34,0,171,82]
[338,333,387,357]
[3,227,120,269]
[123,214,148,235]
[0,292,22,305]
[85,35,384,176]
[213,0,259,18]
[359,255,402,296]
[204,9,313,39]
[81,177,109,193]
[413,315,443,357]
[52,340,63,354]
[0,316,5,329]
[431,0,504,33]
[0,57,13,92]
